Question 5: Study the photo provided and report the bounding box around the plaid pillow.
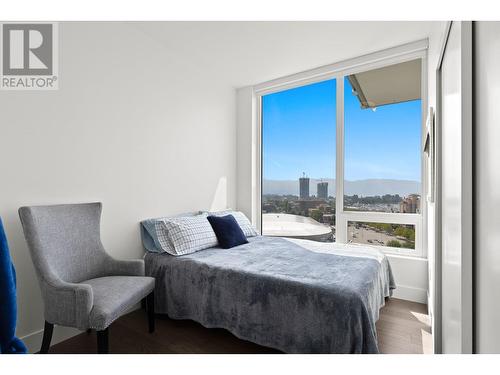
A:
[208,210,259,237]
[156,214,217,256]
[154,220,175,254]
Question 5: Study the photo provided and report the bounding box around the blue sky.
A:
[262,77,421,182]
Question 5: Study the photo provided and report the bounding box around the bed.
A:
[144,235,395,354]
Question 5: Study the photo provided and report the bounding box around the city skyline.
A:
[263,176,421,197]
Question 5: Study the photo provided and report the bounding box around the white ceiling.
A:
[134,21,444,88]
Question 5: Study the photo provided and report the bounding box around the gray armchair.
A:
[18,202,155,354]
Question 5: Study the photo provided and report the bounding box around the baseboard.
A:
[392,284,428,304]
[20,325,81,353]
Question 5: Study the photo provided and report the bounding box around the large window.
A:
[259,55,425,256]
[262,79,336,242]
[344,61,422,214]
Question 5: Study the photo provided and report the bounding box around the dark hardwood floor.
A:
[49,298,431,354]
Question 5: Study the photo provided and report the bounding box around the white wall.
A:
[236,87,257,224]
[388,263,427,305]
[387,255,428,303]
[0,22,237,352]
[474,21,500,353]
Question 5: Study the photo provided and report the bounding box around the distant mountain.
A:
[263,178,421,197]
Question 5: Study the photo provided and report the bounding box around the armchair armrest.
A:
[40,276,93,330]
[103,254,145,276]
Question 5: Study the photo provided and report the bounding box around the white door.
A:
[438,21,473,353]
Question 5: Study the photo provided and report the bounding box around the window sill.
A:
[385,252,428,261]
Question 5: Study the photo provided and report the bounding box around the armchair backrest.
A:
[19,203,108,284]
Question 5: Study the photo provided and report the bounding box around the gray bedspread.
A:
[145,236,395,353]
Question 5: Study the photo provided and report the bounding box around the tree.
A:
[386,240,401,248]
[394,226,415,241]
[309,209,323,223]
[401,241,414,249]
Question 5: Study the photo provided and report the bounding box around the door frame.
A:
[435,20,473,354]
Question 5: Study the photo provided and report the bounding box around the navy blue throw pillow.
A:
[207,214,248,249]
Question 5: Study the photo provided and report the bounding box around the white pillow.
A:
[208,210,259,237]
[155,214,217,256]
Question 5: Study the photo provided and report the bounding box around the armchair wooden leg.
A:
[40,321,54,354]
[86,329,92,335]
[97,328,109,354]
[147,291,155,333]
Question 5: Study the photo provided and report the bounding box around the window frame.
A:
[254,40,428,258]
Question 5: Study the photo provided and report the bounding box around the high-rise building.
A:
[317,182,328,199]
[399,194,420,213]
[299,174,310,199]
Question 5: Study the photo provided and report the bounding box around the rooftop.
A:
[262,213,333,241]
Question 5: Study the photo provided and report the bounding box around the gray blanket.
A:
[145,236,395,353]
